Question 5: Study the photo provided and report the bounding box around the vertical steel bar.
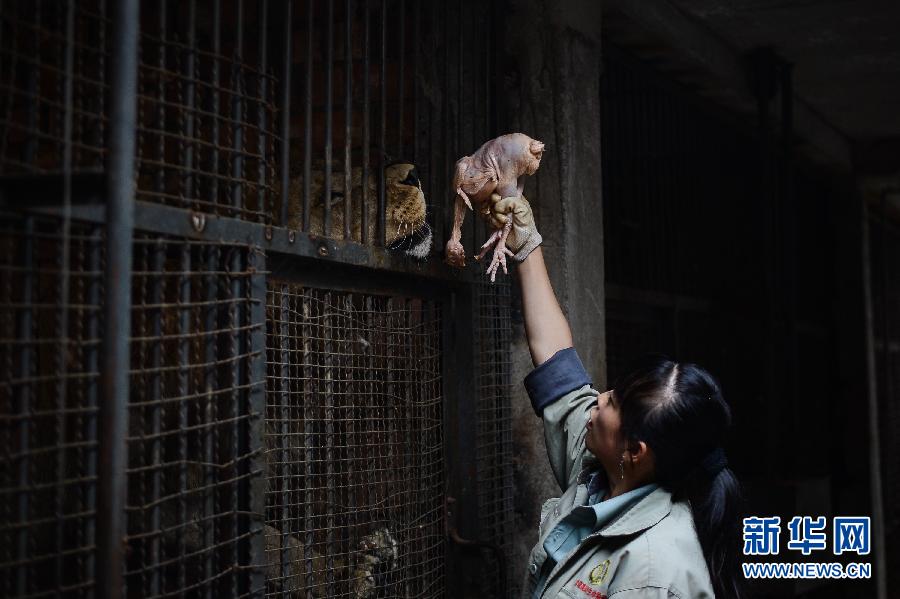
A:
[148,241,165,597]
[98,1,139,596]
[344,0,353,240]
[246,248,267,597]
[232,0,246,215]
[412,0,419,167]
[383,296,396,595]
[302,0,314,232]
[278,286,291,593]
[361,0,370,244]
[302,294,314,595]
[397,0,404,158]
[209,2,222,212]
[202,245,218,599]
[323,291,335,596]
[56,0,76,591]
[439,0,449,251]
[257,0,269,221]
[155,2,168,203]
[16,217,34,597]
[279,0,292,227]
[22,1,41,166]
[177,244,191,593]
[83,225,101,592]
[323,0,334,237]
[377,0,386,246]
[184,1,198,207]
[229,246,243,594]
[343,293,357,586]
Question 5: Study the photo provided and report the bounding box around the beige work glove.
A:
[488,193,542,261]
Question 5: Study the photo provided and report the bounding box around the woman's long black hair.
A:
[613,354,745,599]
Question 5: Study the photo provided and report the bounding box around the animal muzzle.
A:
[387,220,433,260]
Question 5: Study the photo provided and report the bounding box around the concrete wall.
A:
[499,0,606,589]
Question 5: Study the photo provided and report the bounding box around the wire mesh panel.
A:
[0,211,104,597]
[0,0,279,223]
[124,237,266,598]
[0,2,107,173]
[265,284,444,598]
[134,1,278,223]
[473,278,515,598]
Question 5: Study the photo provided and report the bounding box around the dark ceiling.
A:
[667,0,900,142]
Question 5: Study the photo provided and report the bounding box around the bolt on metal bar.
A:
[343,0,353,241]
[278,0,292,228]
[302,0,314,233]
[97,1,139,597]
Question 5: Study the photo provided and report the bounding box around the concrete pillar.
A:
[501,0,606,589]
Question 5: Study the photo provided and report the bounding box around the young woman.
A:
[489,195,745,599]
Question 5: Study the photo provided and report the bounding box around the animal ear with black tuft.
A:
[286,160,433,260]
[444,132,544,281]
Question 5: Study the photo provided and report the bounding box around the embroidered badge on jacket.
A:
[588,559,610,585]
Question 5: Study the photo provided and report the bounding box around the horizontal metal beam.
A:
[26,200,481,284]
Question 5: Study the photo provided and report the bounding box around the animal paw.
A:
[444,238,466,268]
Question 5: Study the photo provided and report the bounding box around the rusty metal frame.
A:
[0,0,508,597]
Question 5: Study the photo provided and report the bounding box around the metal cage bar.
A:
[1,2,509,598]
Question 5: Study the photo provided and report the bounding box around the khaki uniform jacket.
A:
[521,348,715,599]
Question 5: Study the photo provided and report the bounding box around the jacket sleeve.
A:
[523,347,598,490]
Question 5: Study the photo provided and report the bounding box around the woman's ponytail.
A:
[683,466,745,599]
[614,354,746,599]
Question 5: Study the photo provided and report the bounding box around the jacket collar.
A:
[598,486,672,536]
[576,463,674,537]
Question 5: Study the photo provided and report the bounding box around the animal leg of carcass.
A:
[444,194,470,268]
[485,220,514,282]
[474,228,505,262]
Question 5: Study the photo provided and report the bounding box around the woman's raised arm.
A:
[517,247,573,366]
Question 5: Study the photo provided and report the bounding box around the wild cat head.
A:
[385,162,432,260]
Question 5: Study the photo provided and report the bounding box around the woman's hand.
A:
[488,193,543,261]
[493,197,572,367]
